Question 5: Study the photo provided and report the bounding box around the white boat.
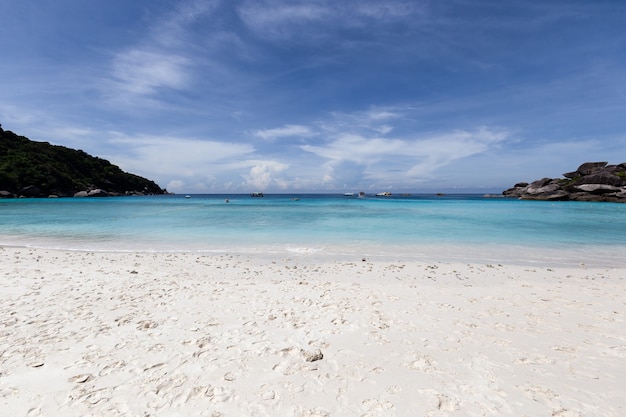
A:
[376,192,392,196]
[343,192,354,196]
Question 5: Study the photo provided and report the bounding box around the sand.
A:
[0,247,624,417]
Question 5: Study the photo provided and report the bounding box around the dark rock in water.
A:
[503,161,626,203]
[19,185,42,197]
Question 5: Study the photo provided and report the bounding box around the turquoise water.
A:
[1,194,625,266]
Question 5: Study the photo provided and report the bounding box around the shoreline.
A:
[4,238,626,268]
[1,247,624,416]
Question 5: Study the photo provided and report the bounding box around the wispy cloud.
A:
[365,109,401,121]
[103,0,220,106]
[237,2,330,40]
[317,107,405,140]
[154,0,220,46]
[301,126,510,185]
[111,50,190,96]
[103,133,254,190]
[237,0,423,41]
[301,134,405,165]
[403,128,509,177]
[252,124,316,141]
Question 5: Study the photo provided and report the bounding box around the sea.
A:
[1,193,625,267]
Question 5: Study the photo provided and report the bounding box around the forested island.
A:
[0,124,166,198]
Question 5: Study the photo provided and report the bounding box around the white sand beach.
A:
[0,247,624,416]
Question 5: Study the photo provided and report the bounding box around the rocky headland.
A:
[503,162,626,202]
[0,124,166,198]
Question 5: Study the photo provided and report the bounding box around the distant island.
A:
[503,162,626,202]
[0,124,166,198]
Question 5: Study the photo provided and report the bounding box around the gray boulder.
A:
[576,162,608,175]
[87,189,109,197]
[525,182,560,195]
[575,184,622,194]
[578,172,624,187]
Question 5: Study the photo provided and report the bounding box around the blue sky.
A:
[1,0,625,193]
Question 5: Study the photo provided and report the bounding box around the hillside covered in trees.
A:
[0,124,166,198]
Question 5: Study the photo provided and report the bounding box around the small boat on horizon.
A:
[343,192,354,196]
[376,191,392,196]
[250,192,264,197]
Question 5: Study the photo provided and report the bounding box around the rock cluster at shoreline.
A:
[0,186,163,199]
[503,161,626,202]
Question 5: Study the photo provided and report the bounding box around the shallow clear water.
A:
[1,194,625,266]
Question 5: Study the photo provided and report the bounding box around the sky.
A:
[1,0,625,194]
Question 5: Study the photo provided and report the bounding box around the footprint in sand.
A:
[405,353,434,371]
[68,373,93,383]
[208,385,235,403]
[26,407,42,417]
[99,360,126,376]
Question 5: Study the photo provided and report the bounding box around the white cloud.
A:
[301,134,405,164]
[243,161,290,190]
[111,50,190,96]
[365,109,401,121]
[238,0,422,40]
[252,124,316,140]
[166,179,186,193]
[102,0,221,106]
[323,107,404,137]
[374,125,394,135]
[404,127,509,176]
[352,2,419,20]
[158,0,220,43]
[104,134,255,183]
[300,126,509,184]
[238,2,328,38]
